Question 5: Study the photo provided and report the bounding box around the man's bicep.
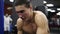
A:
[35,12,49,34]
[35,15,49,34]
[35,13,49,28]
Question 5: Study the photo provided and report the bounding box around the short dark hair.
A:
[14,0,31,8]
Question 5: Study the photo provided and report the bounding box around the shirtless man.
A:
[15,0,50,34]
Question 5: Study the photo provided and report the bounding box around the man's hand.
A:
[16,18,23,34]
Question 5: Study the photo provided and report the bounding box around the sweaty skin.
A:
[16,11,50,34]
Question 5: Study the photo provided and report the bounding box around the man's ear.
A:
[30,6,32,9]
[30,4,33,9]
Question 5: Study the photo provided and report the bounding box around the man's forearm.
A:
[18,31,22,34]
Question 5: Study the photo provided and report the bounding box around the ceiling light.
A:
[57,12,60,15]
[46,9,51,11]
[9,0,14,2]
[50,10,55,12]
[57,8,60,11]
[46,4,54,7]
[43,1,47,4]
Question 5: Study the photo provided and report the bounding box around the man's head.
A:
[15,0,33,20]
[5,13,9,17]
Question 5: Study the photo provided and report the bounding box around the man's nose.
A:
[18,14,23,17]
[19,15,22,17]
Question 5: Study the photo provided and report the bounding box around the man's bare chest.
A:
[22,22,37,33]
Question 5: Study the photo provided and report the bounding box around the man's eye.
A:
[17,10,24,13]
[20,10,24,13]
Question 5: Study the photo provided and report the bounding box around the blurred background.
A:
[4,0,60,34]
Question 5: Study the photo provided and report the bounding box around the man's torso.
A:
[17,11,49,34]
[22,22,37,34]
[22,12,37,34]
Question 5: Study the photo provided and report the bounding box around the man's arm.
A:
[35,11,50,34]
[16,18,23,34]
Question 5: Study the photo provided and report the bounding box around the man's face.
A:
[15,5,31,20]
[5,14,9,17]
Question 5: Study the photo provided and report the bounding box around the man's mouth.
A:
[19,15,26,20]
[20,17,25,20]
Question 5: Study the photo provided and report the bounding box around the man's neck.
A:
[24,12,35,23]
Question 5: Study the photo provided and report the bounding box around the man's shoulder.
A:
[34,11,47,21]
[34,11,46,17]
[34,11,48,27]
